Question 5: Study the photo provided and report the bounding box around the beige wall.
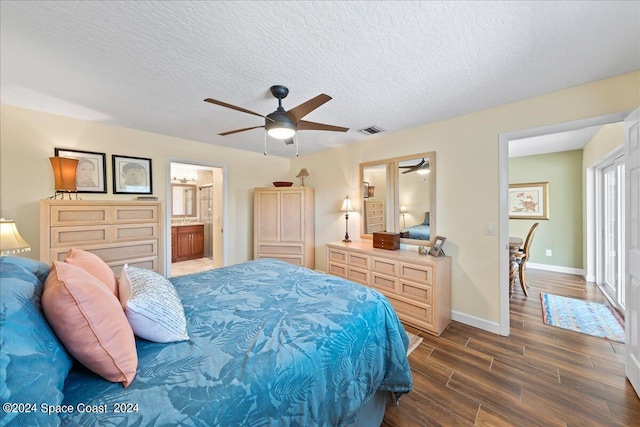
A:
[0,105,290,266]
[2,71,638,329]
[289,71,639,325]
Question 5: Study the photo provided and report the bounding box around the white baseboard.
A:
[527,262,584,276]
[585,274,596,283]
[451,310,502,335]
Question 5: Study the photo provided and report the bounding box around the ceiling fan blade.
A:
[285,94,332,122]
[297,120,349,132]
[402,168,417,174]
[204,98,273,121]
[218,125,265,136]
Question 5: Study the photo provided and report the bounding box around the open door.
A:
[625,107,640,398]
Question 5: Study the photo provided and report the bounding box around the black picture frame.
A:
[112,155,152,194]
[429,235,446,257]
[54,148,107,193]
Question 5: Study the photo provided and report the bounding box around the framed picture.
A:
[363,182,370,199]
[54,148,107,193]
[509,182,550,220]
[429,235,446,257]
[112,155,152,194]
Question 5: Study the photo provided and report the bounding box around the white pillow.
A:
[119,265,189,343]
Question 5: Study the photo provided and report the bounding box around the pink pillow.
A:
[42,261,137,387]
[65,247,119,297]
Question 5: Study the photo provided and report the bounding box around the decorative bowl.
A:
[273,181,293,187]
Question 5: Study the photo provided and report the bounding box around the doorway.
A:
[498,111,630,335]
[167,159,226,277]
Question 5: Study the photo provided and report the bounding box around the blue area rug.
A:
[540,293,625,343]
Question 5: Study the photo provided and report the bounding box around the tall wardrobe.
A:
[254,186,314,269]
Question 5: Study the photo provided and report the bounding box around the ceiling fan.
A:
[204,85,349,146]
[400,158,430,174]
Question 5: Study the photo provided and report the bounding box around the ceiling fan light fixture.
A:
[267,125,296,139]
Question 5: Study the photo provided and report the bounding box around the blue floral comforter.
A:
[61,259,412,426]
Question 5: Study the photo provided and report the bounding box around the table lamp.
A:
[0,218,31,256]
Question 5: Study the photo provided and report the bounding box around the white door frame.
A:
[165,157,228,277]
[498,111,631,336]
[624,107,640,397]
[594,149,626,311]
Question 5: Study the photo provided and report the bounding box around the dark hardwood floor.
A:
[383,269,640,426]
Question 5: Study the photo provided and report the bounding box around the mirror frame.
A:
[360,151,436,246]
[171,183,198,218]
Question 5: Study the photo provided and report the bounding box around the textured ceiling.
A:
[1,1,638,158]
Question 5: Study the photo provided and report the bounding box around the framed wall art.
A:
[112,155,152,194]
[54,148,107,193]
[509,182,549,220]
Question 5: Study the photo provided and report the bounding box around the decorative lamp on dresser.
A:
[40,200,164,275]
[326,241,451,336]
[254,186,314,269]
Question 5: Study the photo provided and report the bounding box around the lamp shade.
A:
[296,168,310,179]
[50,157,79,191]
[340,196,353,213]
[0,218,31,255]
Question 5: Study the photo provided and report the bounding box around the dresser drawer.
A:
[400,280,433,304]
[371,273,398,292]
[258,243,304,255]
[347,267,369,285]
[112,205,158,223]
[51,225,109,247]
[399,262,432,285]
[348,253,370,269]
[328,248,348,264]
[387,295,434,329]
[51,205,110,226]
[328,262,348,278]
[372,257,398,275]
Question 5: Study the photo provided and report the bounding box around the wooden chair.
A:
[515,222,539,296]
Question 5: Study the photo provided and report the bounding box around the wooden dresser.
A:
[254,186,314,269]
[364,200,385,233]
[326,241,451,336]
[40,200,164,275]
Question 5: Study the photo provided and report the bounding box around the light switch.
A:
[485,223,496,235]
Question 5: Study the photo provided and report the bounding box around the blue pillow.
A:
[0,257,73,427]
[422,212,430,225]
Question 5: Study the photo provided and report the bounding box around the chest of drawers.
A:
[327,241,451,336]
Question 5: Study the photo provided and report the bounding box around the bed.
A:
[1,256,412,427]
[402,211,431,240]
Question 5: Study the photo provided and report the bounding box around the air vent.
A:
[359,126,384,135]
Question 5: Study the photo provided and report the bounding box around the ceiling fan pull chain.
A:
[263,130,268,156]
[295,133,299,157]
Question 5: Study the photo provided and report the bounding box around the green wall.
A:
[509,149,583,269]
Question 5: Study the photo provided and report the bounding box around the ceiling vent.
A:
[359,125,384,135]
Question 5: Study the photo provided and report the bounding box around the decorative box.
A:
[373,232,400,250]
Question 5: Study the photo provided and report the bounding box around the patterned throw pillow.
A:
[119,265,189,343]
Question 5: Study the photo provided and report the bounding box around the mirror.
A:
[172,184,197,217]
[360,151,435,245]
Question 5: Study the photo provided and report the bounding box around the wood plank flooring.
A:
[383,269,640,426]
